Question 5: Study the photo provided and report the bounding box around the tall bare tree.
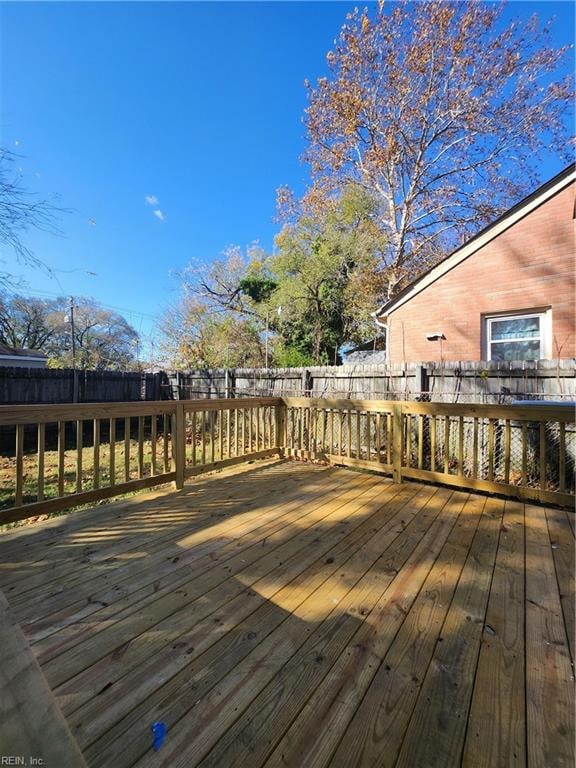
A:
[0,293,64,350]
[0,293,139,370]
[0,149,64,287]
[299,1,574,298]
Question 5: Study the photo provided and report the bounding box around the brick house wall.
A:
[385,181,575,364]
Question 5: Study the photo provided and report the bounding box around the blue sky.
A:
[1,1,574,347]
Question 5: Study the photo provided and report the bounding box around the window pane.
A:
[490,340,540,361]
[491,317,540,341]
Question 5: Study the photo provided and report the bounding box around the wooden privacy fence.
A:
[0,397,574,523]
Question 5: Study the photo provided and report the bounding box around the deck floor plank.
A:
[525,504,575,768]
[192,487,451,768]
[22,468,363,649]
[31,470,372,665]
[0,459,296,578]
[462,500,526,768]
[43,472,380,688]
[260,491,471,768]
[545,505,575,664]
[0,460,572,768]
[85,485,440,768]
[326,495,487,768]
[5,463,332,606]
[565,510,575,537]
[393,498,504,768]
[60,476,408,722]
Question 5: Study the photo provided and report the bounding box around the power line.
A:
[6,286,159,322]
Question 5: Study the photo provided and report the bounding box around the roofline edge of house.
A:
[373,163,576,321]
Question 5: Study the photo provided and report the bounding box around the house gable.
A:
[375,164,576,321]
[377,168,575,364]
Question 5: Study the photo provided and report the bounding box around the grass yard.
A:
[0,425,252,530]
[0,438,168,528]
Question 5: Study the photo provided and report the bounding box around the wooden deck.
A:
[0,459,574,768]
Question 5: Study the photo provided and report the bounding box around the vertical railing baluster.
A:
[37,423,45,502]
[93,418,100,489]
[329,410,335,455]
[163,414,169,473]
[201,411,206,465]
[472,417,478,479]
[219,409,224,460]
[431,416,437,473]
[521,421,528,485]
[487,418,494,481]
[559,421,566,493]
[504,418,511,484]
[458,415,464,477]
[58,420,65,496]
[418,414,424,470]
[347,410,352,458]
[110,417,116,486]
[366,412,371,461]
[539,422,546,491]
[444,416,451,475]
[137,416,144,478]
[269,406,274,449]
[174,403,185,490]
[151,414,157,476]
[226,408,231,458]
[124,417,130,482]
[235,409,240,457]
[76,420,83,493]
[15,424,24,507]
[392,404,402,483]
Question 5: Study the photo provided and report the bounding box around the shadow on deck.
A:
[0,459,574,768]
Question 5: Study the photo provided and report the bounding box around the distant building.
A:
[374,165,575,364]
[0,343,48,369]
[342,335,387,364]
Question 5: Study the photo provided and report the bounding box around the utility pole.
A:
[69,297,77,369]
[265,308,269,368]
[69,297,78,403]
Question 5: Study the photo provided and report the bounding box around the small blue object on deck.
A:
[151,721,167,751]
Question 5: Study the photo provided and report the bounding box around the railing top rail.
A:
[282,396,575,422]
[0,396,284,426]
[399,400,575,422]
[0,401,179,426]
[181,397,282,412]
[283,397,400,412]
[0,396,572,426]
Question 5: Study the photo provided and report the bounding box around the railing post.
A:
[276,401,286,457]
[173,403,186,490]
[392,402,403,484]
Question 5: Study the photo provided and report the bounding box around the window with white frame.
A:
[485,310,550,361]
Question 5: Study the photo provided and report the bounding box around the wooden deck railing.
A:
[283,397,575,508]
[0,397,282,524]
[1,396,573,523]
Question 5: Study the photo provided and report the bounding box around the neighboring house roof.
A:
[374,163,576,320]
[342,335,387,364]
[0,343,48,362]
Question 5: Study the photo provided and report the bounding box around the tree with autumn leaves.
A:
[301,0,573,300]
[166,0,573,367]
